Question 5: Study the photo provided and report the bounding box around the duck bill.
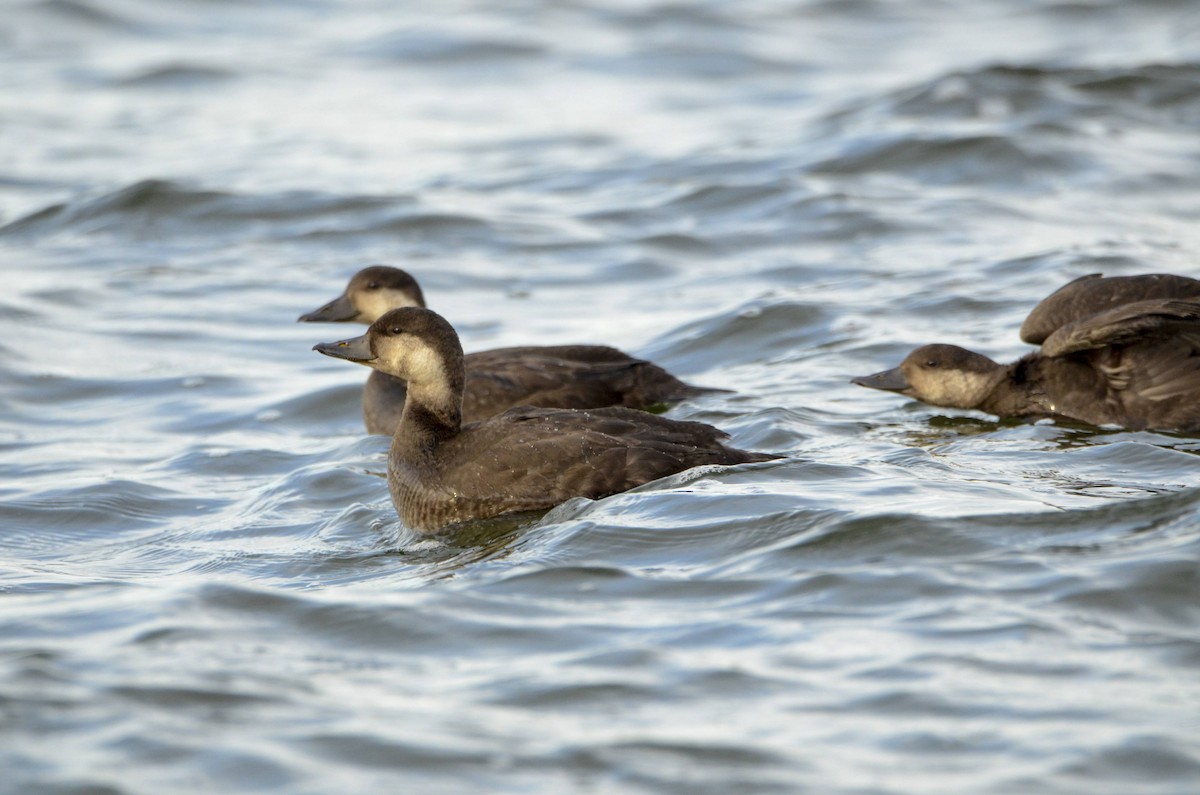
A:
[313,333,376,364]
[851,367,909,392]
[298,293,359,322]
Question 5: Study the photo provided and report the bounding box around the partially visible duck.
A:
[852,273,1200,431]
[300,265,722,434]
[314,307,777,532]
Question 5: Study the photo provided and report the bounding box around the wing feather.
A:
[1041,299,1200,357]
[1021,273,1200,345]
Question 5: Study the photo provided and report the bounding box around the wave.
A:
[810,62,1200,187]
[887,63,1200,127]
[114,63,236,89]
[34,0,139,31]
[353,28,546,65]
[811,134,1086,187]
[827,62,1200,127]
[0,179,502,245]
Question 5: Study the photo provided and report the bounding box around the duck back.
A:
[388,406,775,531]
[988,335,1200,431]
[363,346,720,434]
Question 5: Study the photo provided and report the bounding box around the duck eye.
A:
[389,326,403,335]
[367,282,380,290]
[924,360,938,368]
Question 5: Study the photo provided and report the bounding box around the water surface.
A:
[3,1,1200,792]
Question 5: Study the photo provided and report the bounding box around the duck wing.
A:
[481,344,633,364]
[439,406,773,509]
[1020,273,1200,345]
[461,346,714,421]
[1041,300,1200,419]
[1040,299,1200,357]
[499,345,728,403]
[1120,334,1200,405]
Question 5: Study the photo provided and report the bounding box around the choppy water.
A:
[4,1,1200,792]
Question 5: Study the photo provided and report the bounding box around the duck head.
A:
[314,307,465,398]
[853,344,1005,410]
[299,265,427,324]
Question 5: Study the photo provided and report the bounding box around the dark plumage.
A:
[300,265,723,434]
[314,307,777,532]
[852,273,1200,431]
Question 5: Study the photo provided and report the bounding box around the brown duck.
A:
[300,265,722,434]
[853,273,1200,431]
[314,307,777,532]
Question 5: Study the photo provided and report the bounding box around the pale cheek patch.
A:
[357,289,422,323]
[383,338,455,405]
[404,340,445,383]
[919,370,993,408]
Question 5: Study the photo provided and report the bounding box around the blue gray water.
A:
[4,1,1200,792]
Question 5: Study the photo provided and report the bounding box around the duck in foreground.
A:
[852,273,1200,432]
[300,265,723,434]
[314,307,778,532]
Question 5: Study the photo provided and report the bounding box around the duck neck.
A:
[979,355,1042,416]
[395,379,463,453]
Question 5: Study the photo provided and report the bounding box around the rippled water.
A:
[4,1,1200,792]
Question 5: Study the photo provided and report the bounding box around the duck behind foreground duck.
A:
[314,307,778,532]
[853,273,1200,432]
[300,265,722,434]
